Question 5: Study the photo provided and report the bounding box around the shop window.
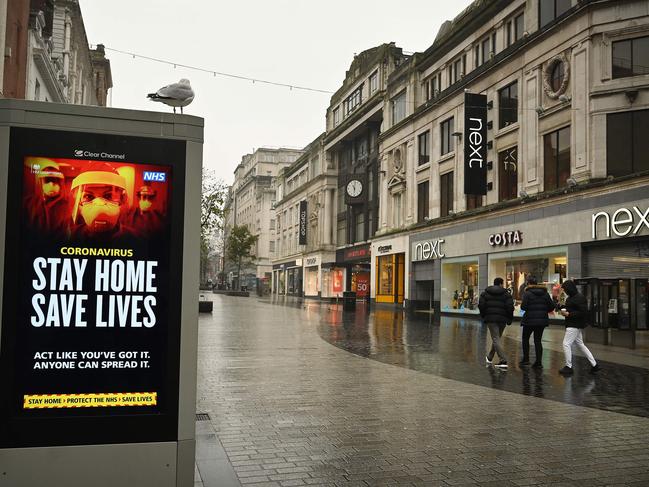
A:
[540,0,572,29]
[499,146,518,201]
[442,261,479,312]
[498,81,518,128]
[612,36,649,79]
[417,181,429,222]
[418,131,430,165]
[607,109,649,177]
[466,194,483,210]
[440,172,454,217]
[543,126,571,191]
[440,117,455,156]
[378,255,394,296]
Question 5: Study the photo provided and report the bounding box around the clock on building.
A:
[346,178,363,198]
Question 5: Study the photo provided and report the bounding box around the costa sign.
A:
[489,230,522,246]
[592,206,649,239]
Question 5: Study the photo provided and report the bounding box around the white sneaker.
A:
[485,356,493,365]
[495,361,508,369]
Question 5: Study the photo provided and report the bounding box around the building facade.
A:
[324,42,410,301]
[224,147,303,291]
[367,0,649,344]
[270,134,341,298]
[2,0,111,105]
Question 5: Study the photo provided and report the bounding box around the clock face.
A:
[346,179,363,198]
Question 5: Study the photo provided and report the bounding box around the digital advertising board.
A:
[0,127,186,448]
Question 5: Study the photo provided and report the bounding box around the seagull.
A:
[147,78,195,114]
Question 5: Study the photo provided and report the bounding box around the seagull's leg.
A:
[173,107,176,114]
[181,107,184,114]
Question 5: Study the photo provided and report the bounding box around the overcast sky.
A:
[81,0,474,184]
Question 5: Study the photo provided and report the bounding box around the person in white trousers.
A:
[558,280,601,375]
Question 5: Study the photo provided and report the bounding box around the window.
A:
[417,181,429,222]
[491,32,497,55]
[333,107,340,126]
[423,79,431,101]
[269,241,275,253]
[506,21,512,47]
[270,219,276,230]
[540,0,572,29]
[481,38,490,65]
[392,193,402,227]
[454,58,462,83]
[337,219,346,245]
[498,81,518,128]
[612,36,649,79]
[418,131,430,165]
[392,90,407,125]
[354,210,365,242]
[343,85,363,116]
[474,45,480,68]
[466,194,483,210]
[514,13,524,41]
[369,71,378,93]
[607,109,649,177]
[440,172,454,217]
[550,61,565,92]
[499,147,518,201]
[441,117,455,156]
[543,126,571,191]
[311,156,320,178]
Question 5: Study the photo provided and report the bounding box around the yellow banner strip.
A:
[23,392,157,409]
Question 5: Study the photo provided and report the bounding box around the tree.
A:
[200,169,228,285]
[225,225,258,291]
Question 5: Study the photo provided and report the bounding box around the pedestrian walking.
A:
[558,280,601,375]
[519,276,555,369]
[479,277,514,368]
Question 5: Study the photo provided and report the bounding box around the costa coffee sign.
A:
[592,206,649,239]
[489,230,522,246]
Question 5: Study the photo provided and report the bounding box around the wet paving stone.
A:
[196,296,649,486]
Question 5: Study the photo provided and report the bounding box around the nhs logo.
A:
[143,171,167,182]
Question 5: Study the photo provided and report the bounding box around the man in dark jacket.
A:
[479,277,514,368]
[520,276,555,369]
[558,280,600,375]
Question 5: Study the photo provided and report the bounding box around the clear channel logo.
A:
[73,149,126,160]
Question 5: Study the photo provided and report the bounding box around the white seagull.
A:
[147,78,195,114]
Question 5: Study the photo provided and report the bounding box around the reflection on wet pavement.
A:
[310,301,649,418]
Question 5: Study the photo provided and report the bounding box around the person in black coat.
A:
[558,280,600,375]
[519,276,555,368]
[479,277,514,368]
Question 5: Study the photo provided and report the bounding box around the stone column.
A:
[324,188,333,245]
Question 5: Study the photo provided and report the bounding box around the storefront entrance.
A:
[376,253,405,304]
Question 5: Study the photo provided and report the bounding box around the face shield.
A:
[136,186,157,212]
[41,177,62,198]
[29,159,64,199]
[71,169,127,234]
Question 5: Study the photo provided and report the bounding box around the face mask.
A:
[139,200,153,211]
[42,182,61,198]
[80,198,120,233]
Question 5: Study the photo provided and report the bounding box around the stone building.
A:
[2,0,111,105]
[224,148,303,292]
[270,134,341,298]
[324,42,410,300]
[371,0,649,343]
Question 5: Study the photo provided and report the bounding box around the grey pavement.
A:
[195,295,649,486]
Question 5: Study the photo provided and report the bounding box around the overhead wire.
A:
[93,45,335,95]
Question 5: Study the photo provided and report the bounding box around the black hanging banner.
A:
[299,200,307,245]
[464,92,488,195]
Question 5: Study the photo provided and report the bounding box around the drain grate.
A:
[196,412,211,421]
